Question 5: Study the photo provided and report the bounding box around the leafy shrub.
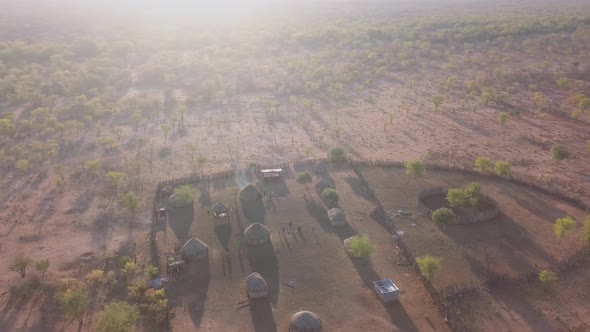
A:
[550,144,569,160]
[474,157,492,173]
[172,185,194,205]
[432,208,454,225]
[127,279,149,300]
[446,189,466,208]
[296,172,312,184]
[34,259,50,279]
[95,302,140,332]
[9,253,33,278]
[121,262,138,278]
[329,147,346,160]
[416,255,442,280]
[405,160,426,177]
[538,269,558,284]
[494,161,511,177]
[145,265,160,279]
[346,236,375,258]
[554,216,576,240]
[119,256,133,267]
[498,112,509,126]
[141,289,168,323]
[85,269,104,287]
[446,182,481,208]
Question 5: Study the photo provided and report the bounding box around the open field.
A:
[0,0,590,331]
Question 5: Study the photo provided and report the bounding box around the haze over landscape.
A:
[0,0,589,331]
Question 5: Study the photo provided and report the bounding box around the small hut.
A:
[246,272,268,300]
[244,223,271,246]
[180,238,209,262]
[327,208,346,227]
[240,184,262,202]
[211,202,230,218]
[289,311,322,332]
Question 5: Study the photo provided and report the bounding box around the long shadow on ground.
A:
[250,299,277,332]
[242,199,267,224]
[166,260,211,330]
[246,243,279,305]
[168,206,194,241]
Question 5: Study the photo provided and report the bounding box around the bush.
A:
[405,160,426,177]
[119,256,133,267]
[58,288,89,323]
[538,269,558,285]
[34,259,50,279]
[446,182,481,208]
[446,189,466,208]
[416,255,442,280]
[141,289,168,323]
[121,262,138,278]
[127,279,149,300]
[346,235,375,258]
[145,265,160,279]
[554,216,576,240]
[498,112,510,126]
[85,269,104,287]
[474,157,492,173]
[321,188,339,204]
[95,302,140,332]
[494,161,511,177]
[550,144,569,160]
[172,185,194,205]
[431,208,454,225]
[329,147,346,160]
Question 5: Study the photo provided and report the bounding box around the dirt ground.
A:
[359,166,587,291]
[154,167,448,332]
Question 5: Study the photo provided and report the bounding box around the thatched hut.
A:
[244,223,271,246]
[180,238,209,261]
[327,208,346,227]
[245,272,268,300]
[239,184,262,202]
[289,311,322,332]
[211,202,230,218]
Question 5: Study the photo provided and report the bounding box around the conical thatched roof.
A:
[328,208,346,227]
[211,202,230,213]
[239,184,261,201]
[290,311,322,331]
[181,238,209,257]
[246,272,268,292]
[244,223,271,244]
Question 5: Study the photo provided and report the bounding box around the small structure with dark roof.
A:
[180,238,209,262]
[246,272,268,300]
[244,223,271,246]
[211,202,230,218]
[289,311,322,332]
[373,279,400,303]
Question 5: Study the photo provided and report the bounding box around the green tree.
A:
[432,95,444,111]
[173,185,195,206]
[474,157,492,173]
[550,144,569,160]
[405,160,426,177]
[416,255,442,280]
[446,189,466,208]
[498,112,510,127]
[346,235,375,258]
[9,254,33,278]
[329,147,346,160]
[481,91,493,105]
[321,188,339,205]
[34,259,50,279]
[15,159,29,173]
[578,97,590,112]
[95,302,140,332]
[494,161,511,177]
[296,172,312,186]
[58,288,89,323]
[431,208,454,228]
[554,216,576,242]
[161,124,171,144]
[84,159,102,177]
[120,192,140,223]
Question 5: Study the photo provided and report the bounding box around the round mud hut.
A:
[245,272,268,300]
[239,184,262,202]
[289,311,322,332]
[327,208,346,227]
[244,223,271,246]
[180,238,209,262]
